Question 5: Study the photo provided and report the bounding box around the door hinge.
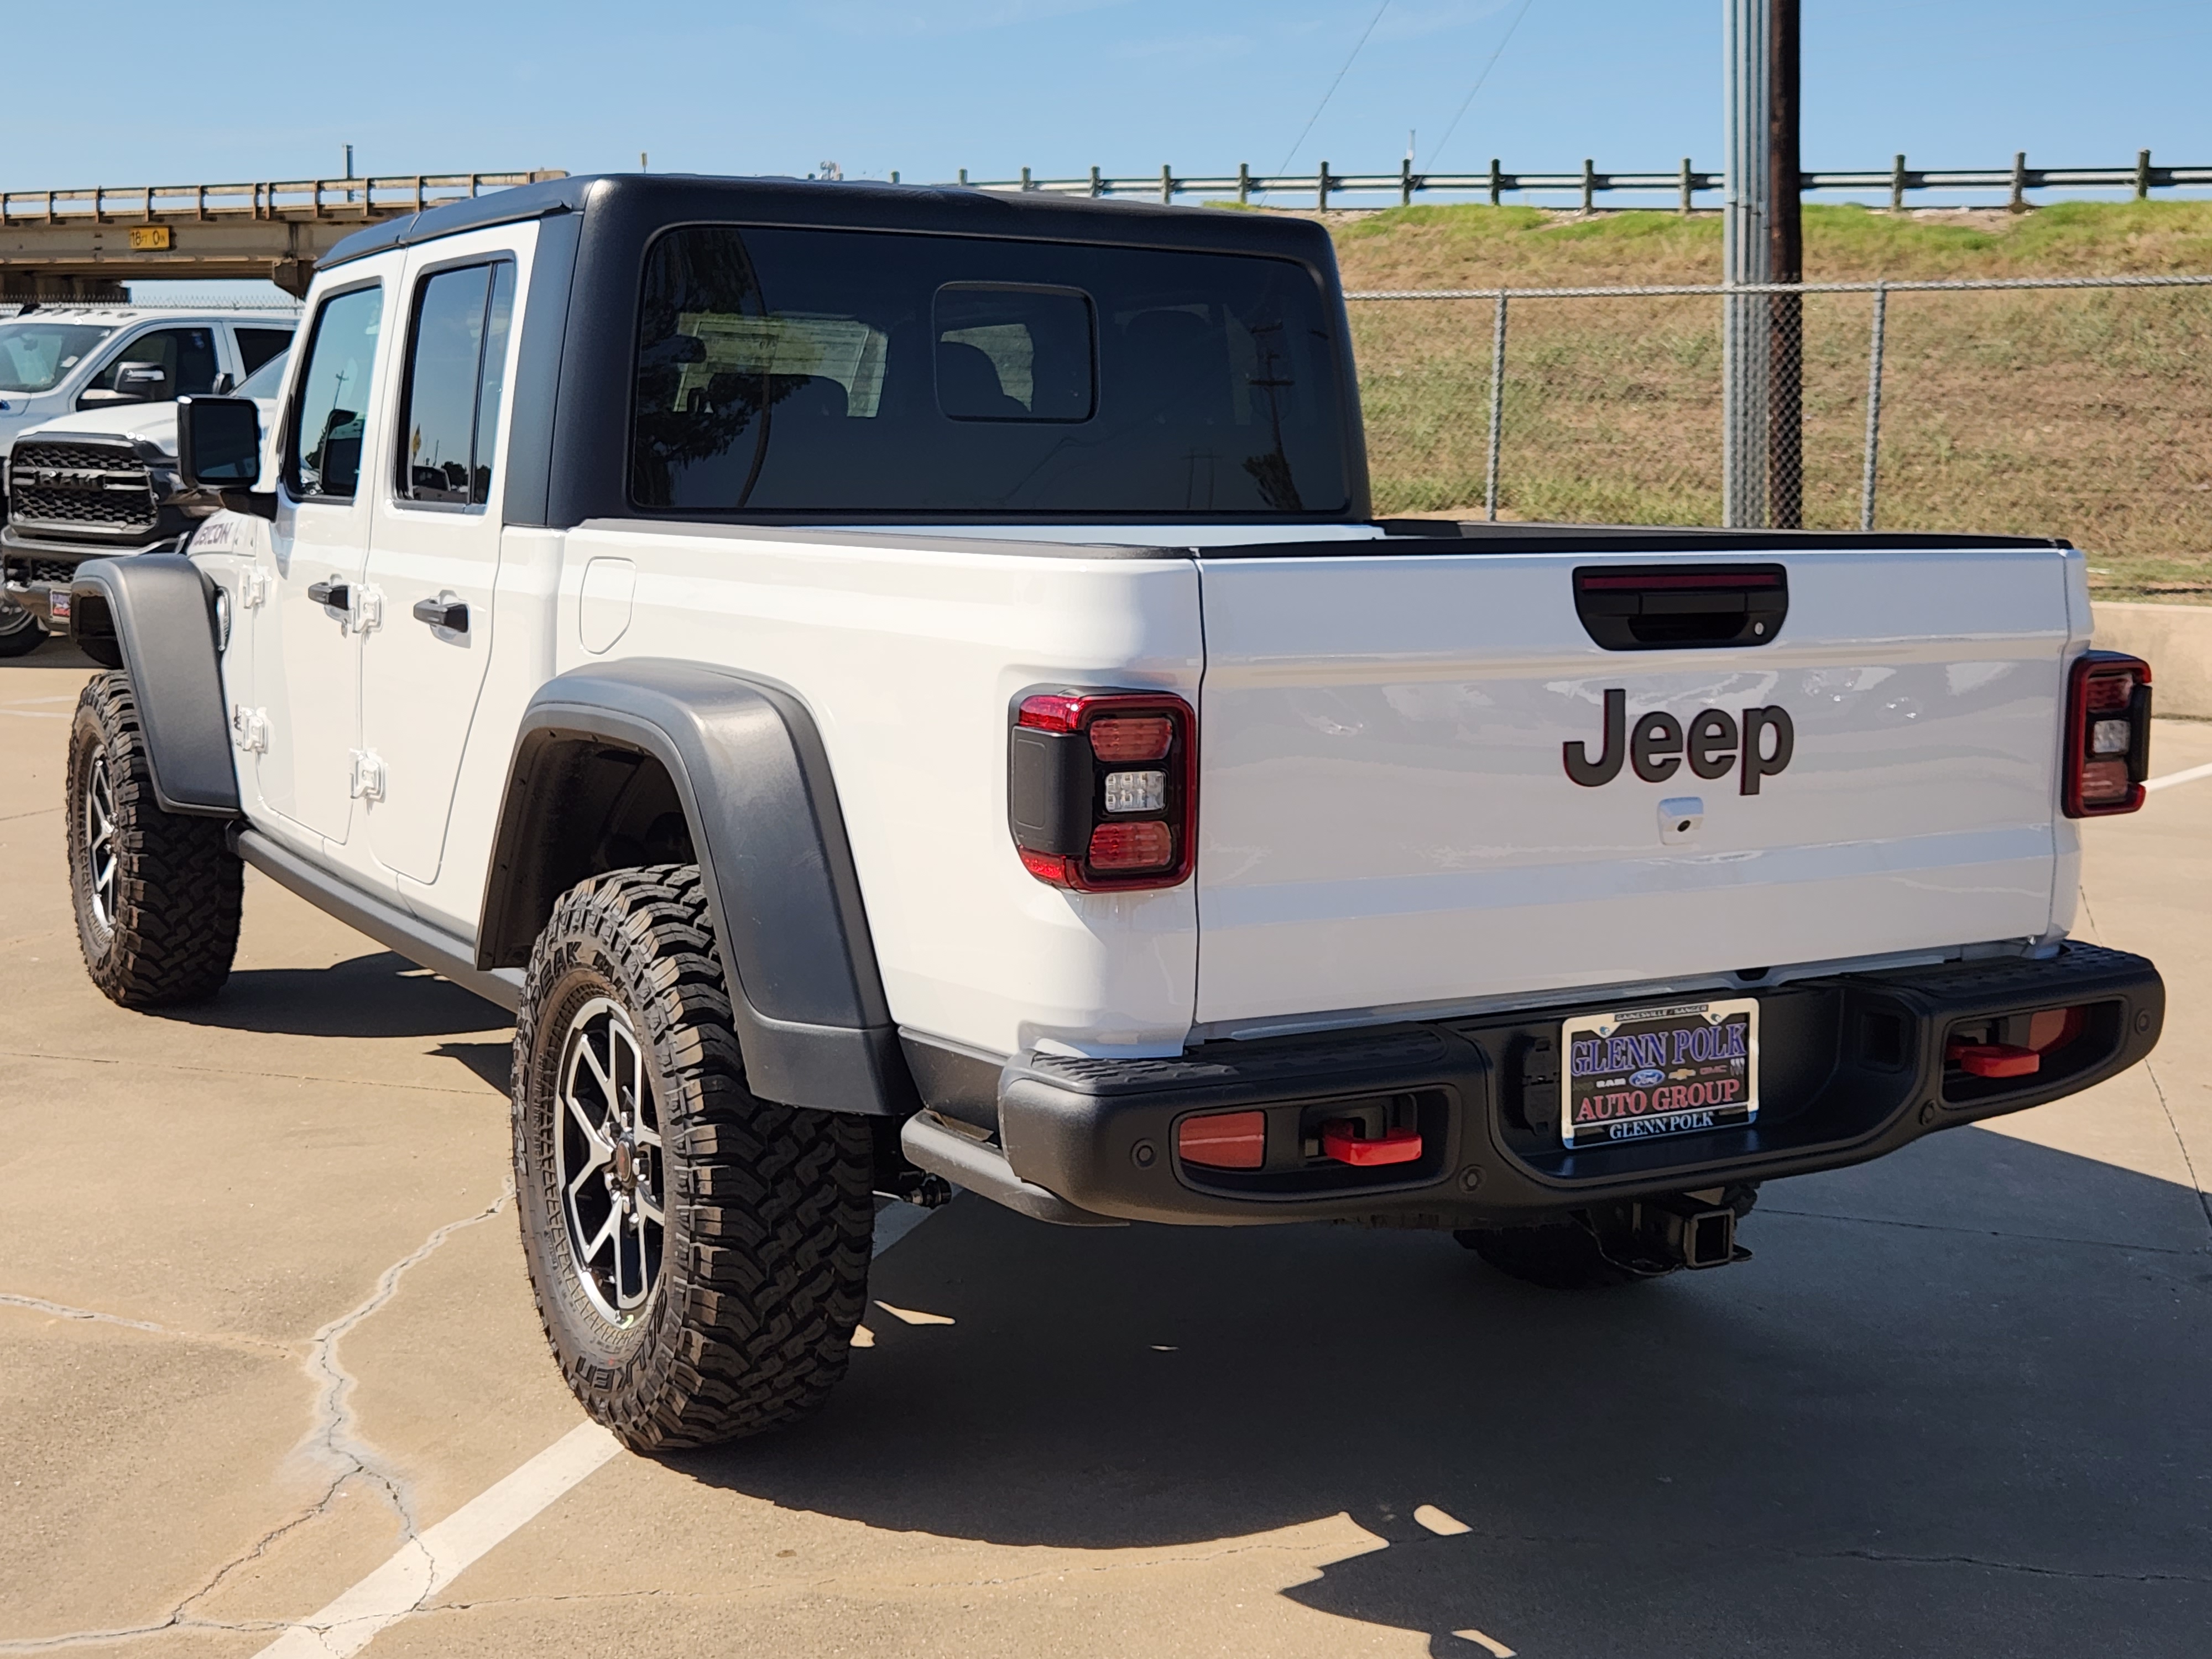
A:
[230,705,269,754]
[349,748,387,801]
[353,584,384,632]
[239,567,270,609]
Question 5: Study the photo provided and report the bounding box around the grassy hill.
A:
[1311,203,2212,595]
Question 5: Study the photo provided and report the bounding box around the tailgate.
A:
[1193,545,2084,1028]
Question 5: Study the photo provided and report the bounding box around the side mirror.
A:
[116,361,168,400]
[177,395,275,520]
[212,372,236,395]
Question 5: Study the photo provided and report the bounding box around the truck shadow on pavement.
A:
[674,1128,2212,1659]
[152,950,507,1041]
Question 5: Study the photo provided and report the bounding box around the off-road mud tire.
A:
[66,670,241,1006]
[512,864,875,1451]
[0,603,45,658]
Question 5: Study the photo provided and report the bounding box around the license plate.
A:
[48,591,69,620]
[1561,997,1759,1147]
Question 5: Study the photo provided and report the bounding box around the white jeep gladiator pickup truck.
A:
[62,174,2164,1450]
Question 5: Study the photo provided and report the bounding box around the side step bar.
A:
[900,1110,1125,1228]
[231,827,524,1013]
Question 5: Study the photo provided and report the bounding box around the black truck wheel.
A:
[512,864,874,1451]
[66,671,242,1006]
[0,602,44,658]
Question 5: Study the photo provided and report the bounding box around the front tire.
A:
[0,601,44,658]
[66,671,242,1006]
[512,864,874,1451]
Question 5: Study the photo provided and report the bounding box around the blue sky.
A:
[11,1,2208,202]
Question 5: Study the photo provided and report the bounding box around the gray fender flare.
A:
[479,659,916,1116]
[68,555,240,817]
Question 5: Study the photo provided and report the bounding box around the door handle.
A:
[411,596,469,633]
[307,580,350,612]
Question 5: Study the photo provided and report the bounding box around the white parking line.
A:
[250,1422,622,1658]
[248,1196,945,1657]
[2145,760,2212,792]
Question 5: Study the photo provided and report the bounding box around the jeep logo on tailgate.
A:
[1565,688,1794,794]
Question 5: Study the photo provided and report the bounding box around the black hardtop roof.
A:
[320,173,1338,272]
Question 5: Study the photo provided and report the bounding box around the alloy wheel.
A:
[554,996,665,1324]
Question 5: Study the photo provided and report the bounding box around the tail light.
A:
[1009,688,1197,891]
[2063,651,2152,817]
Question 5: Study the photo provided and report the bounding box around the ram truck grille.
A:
[8,441,156,533]
[4,557,80,586]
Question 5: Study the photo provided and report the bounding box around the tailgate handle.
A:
[1574,565,1788,651]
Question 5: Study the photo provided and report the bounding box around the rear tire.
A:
[512,864,874,1451]
[66,671,242,1006]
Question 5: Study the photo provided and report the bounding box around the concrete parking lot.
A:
[3,638,2208,1659]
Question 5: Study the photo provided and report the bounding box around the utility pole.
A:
[1767,0,1802,529]
[1721,0,1772,529]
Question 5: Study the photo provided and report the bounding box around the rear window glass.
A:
[630,225,1349,517]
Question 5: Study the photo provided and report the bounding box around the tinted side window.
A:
[236,327,293,377]
[629,226,1349,517]
[397,263,515,507]
[94,327,220,398]
[288,286,383,501]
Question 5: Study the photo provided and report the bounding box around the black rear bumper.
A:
[967,943,2161,1227]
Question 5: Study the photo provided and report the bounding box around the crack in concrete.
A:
[0,1191,513,1655]
[0,1291,298,1354]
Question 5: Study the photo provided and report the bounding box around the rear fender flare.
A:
[479,659,914,1115]
[67,555,239,817]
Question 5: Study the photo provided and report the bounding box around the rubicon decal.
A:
[1564,688,1794,794]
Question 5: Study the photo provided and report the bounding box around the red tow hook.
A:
[1321,1119,1423,1167]
[1948,1041,2041,1079]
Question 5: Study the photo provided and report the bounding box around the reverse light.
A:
[1009,689,1197,891]
[2063,651,2151,817]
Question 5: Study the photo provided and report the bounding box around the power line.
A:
[1270,1,1394,186]
[1430,0,1539,170]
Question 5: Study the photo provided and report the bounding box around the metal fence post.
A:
[1401,158,1414,207]
[1679,157,1694,215]
[1161,165,1173,204]
[1238,163,1250,204]
[1318,162,1330,211]
[1021,166,1032,191]
[1582,158,1596,213]
[958,168,968,186]
[1485,294,1509,522]
[1890,153,1906,212]
[2137,148,2152,201]
[1090,165,1103,199]
[2010,150,2027,213]
[1723,0,1773,528]
[1859,282,1887,531]
[1489,158,1502,207]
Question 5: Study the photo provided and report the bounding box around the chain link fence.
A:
[1349,276,2212,594]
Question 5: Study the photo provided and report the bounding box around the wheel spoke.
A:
[564,1090,614,1160]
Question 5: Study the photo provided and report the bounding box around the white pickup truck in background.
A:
[0,306,294,654]
[61,174,2163,1451]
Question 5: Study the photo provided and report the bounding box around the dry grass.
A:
[1321,204,2212,597]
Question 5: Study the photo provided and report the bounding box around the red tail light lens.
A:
[2063,651,2151,817]
[1088,820,1174,871]
[1009,689,1197,891]
[1088,716,1174,763]
[1178,1110,1267,1170]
